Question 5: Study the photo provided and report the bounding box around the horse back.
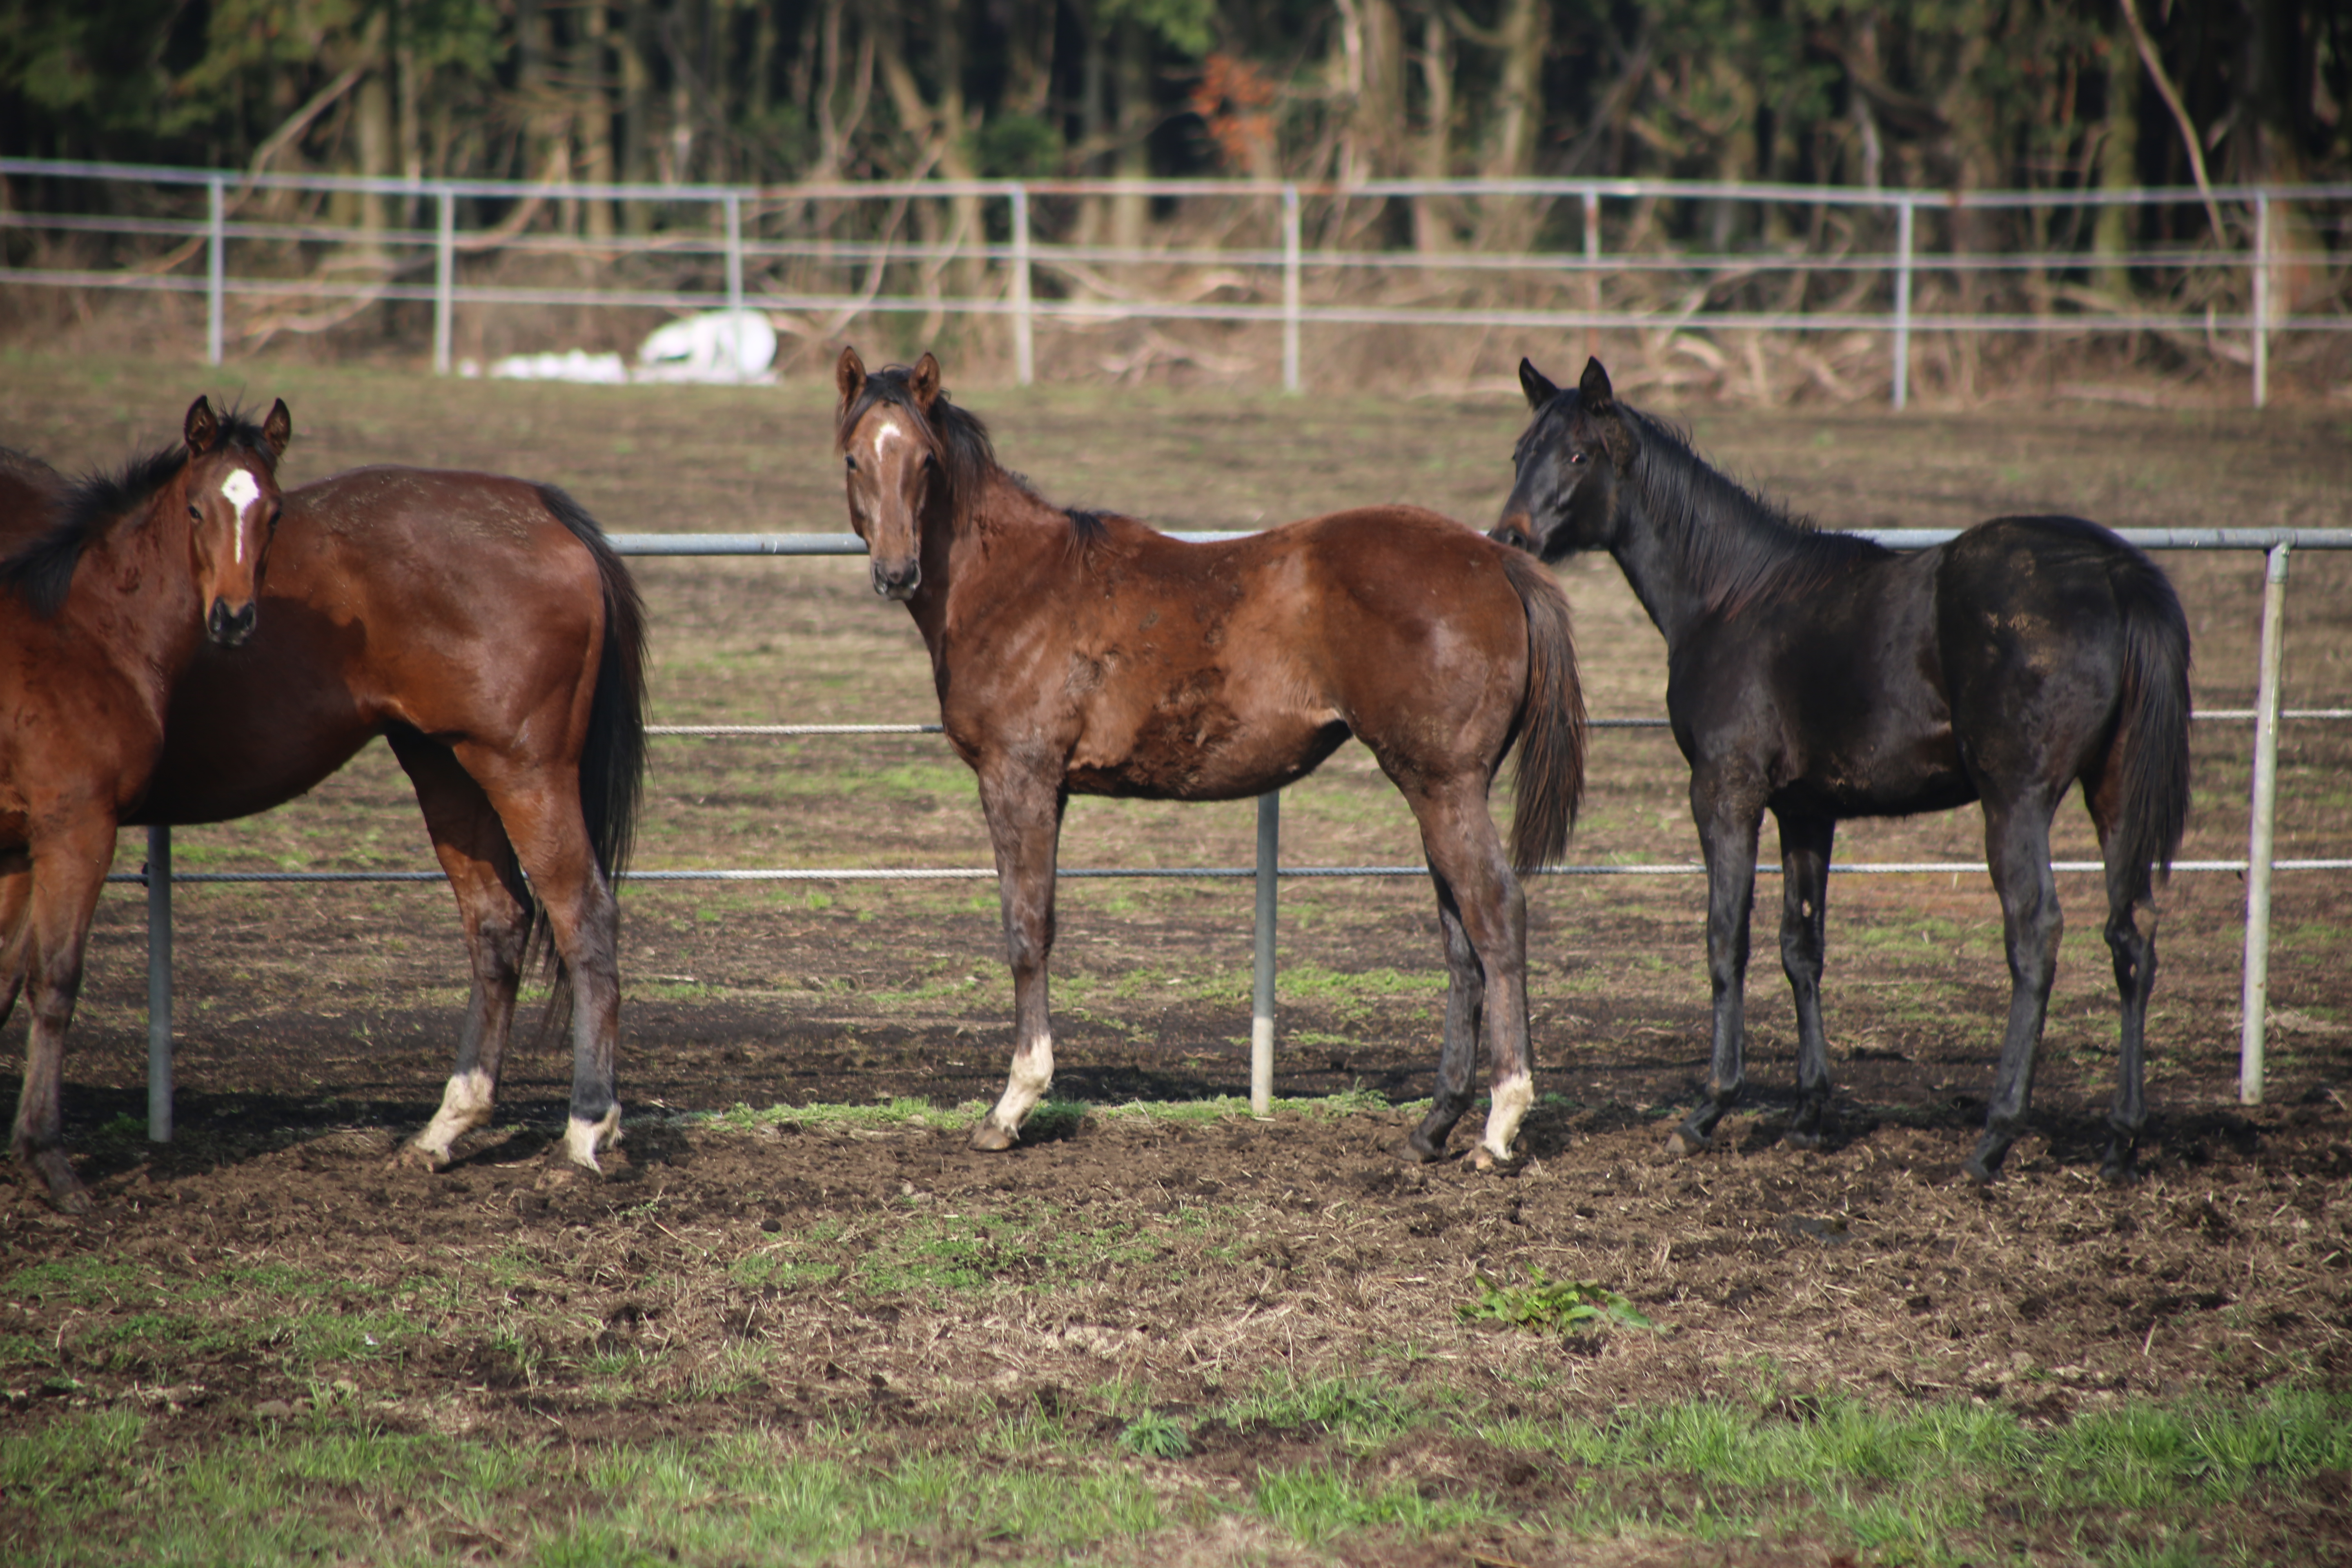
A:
[134,467,614,824]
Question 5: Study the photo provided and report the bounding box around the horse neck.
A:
[83,475,207,684]
[1608,434,1796,648]
[904,470,1069,654]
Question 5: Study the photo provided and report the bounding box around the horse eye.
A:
[188,502,202,519]
[1568,451,1588,466]
[845,453,858,471]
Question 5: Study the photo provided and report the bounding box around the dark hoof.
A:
[1782,1127,1824,1152]
[2098,1142,2141,1185]
[19,1148,92,1214]
[1663,1126,1710,1160]
[1961,1151,2002,1186]
[1402,1130,1450,1164]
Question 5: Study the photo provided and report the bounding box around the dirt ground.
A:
[1,353,2349,1559]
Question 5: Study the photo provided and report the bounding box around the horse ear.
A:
[261,398,292,461]
[1578,357,1615,412]
[1519,358,1559,410]
[184,395,219,454]
[910,352,942,414]
[835,346,866,411]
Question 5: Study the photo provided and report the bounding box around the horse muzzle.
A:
[207,597,258,648]
[1489,515,1535,553]
[871,559,921,601]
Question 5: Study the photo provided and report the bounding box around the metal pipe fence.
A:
[117,528,2350,1139]
[5,160,2348,407]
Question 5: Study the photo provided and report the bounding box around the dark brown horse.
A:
[0,465,648,1178]
[835,347,1588,1166]
[1493,357,2192,1183]
[2,397,291,1211]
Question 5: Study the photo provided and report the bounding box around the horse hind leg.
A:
[1406,873,1486,1163]
[1965,797,2064,1185]
[2091,779,2158,1183]
[1404,785,1533,1170]
[1775,811,1838,1149]
[388,735,537,1172]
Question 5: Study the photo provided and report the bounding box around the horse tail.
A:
[537,483,649,887]
[1499,548,1588,873]
[2108,543,2193,903]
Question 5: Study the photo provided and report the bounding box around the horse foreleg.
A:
[1673,780,1762,1158]
[972,769,1066,1152]
[1967,802,2062,1185]
[1411,792,1533,1169]
[388,734,533,1171]
[2100,862,2158,1184]
[1775,810,1838,1149]
[8,826,113,1213]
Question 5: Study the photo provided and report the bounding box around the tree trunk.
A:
[577,3,617,241]
[1413,10,1454,255]
[1475,0,1548,251]
[2093,22,2140,300]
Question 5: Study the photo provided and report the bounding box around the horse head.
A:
[835,345,944,601]
[1491,356,1634,563]
[179,394,290,648]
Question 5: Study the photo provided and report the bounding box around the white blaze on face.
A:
[870,421,905,463]
[220,468,261,564]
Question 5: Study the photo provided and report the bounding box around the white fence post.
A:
[205,178,225,366]
[2252,191,2270,410]
[146,825,173,1142]
[1891,197,1913,410]
[2240,542,2292,1105]
[433,187,456,376]
[1252,791,1280,1116]
[1281,184,1301,395]
[1011,184,1034,386]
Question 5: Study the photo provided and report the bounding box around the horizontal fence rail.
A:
[5,160,2348,407]
[118,526,2348,1138]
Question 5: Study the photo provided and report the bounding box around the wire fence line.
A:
[111,525,2348,1128]
[6,159,2347,408]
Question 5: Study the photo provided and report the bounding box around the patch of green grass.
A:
[1251,1465,1502,1545]
[1457,1267,1654,1336]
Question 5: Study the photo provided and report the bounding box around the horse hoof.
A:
[968,1121,1018,1153]
[1961,1154,2000,1187]
[1471,1145,1523,1174]
[19,1150,93,1215]
[1402,1130,1450,1164]
[390,1142,452,1174]
[1783,1127,1824,1152]
[1663,1127,1709,1160]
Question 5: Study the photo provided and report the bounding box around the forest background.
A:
[0,1,2346,395]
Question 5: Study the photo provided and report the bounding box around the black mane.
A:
[1621,405,1889,618]
[0,408,279,619]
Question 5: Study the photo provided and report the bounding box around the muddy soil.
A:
[2,356,2349,1560]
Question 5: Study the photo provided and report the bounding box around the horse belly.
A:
[1068,695,1344,802]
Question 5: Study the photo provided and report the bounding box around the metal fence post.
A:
[1252,790,1279,1116]
[205,178,225,366]
[2252,191,2270,410]
[433,187,456,376]
[1281,184,1301,395]
[147,825,173,1142]
[1011,185,1034,386]
[2240,542,2292,1104]
[1891,196,1913,410]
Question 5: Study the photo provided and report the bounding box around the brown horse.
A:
[834,348,1587,1165]
[0,466,648,1178]
[2,397,291,1211]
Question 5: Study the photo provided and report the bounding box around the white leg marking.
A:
[984,1030,1055,1140]
[409,1069,496,1166]
[565,1104,623,1172]
[1477,1073,1536,1169]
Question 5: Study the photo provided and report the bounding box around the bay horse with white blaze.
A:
[2,397,290,1211]
[835,348,1588,1166]
[0,465,648,1178]
[1493,357,2191,1183]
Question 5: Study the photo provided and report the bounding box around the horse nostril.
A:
[208,599,257,646]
